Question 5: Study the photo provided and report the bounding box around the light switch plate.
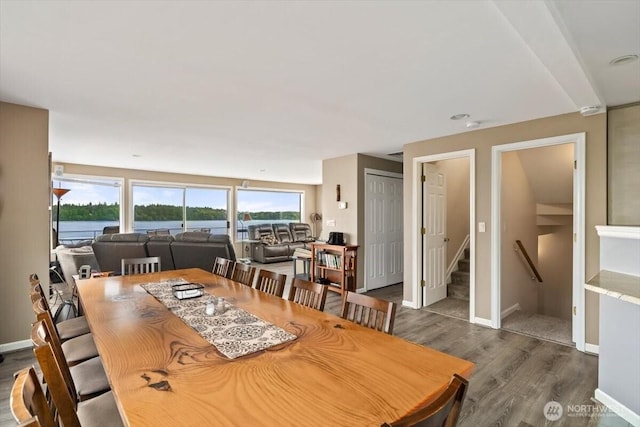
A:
[327,219,336,227]
[479,222,486,233]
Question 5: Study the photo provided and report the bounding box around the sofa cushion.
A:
[272,223,294,243]
[92,233,149,274]
[289,223,314,242]
[171,232,236,270]
[147,235,176,270]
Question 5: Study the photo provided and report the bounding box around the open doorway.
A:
[413,149,476,323]
[491,133,586,351]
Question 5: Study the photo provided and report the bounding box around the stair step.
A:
[451,270,469,285]
[457,259,470,272]
[448,282,469,301]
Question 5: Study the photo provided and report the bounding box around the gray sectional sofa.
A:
[248,222,315,263]
[91,231,236,274]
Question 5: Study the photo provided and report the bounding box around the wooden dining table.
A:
[76,268,474,426]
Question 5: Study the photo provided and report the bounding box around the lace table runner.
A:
[141,281,297,359]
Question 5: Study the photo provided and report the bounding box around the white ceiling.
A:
[1,1,638,184]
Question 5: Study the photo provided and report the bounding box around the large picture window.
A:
[236,189,302,240]
[132,184,229,235]
[52,176,122,245]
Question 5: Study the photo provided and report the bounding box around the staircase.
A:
[448,248,470,301]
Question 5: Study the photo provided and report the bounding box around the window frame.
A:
[51,173,124,243]
[129,179,232,236]
[235,186,305,242]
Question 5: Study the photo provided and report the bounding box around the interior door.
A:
[422,162,447,306]
[365,172,403,290]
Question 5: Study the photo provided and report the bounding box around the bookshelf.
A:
[310,243,359,295]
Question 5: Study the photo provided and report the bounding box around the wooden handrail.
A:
[513,240,543,283]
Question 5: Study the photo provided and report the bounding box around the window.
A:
[236,189,302,240]
[52,176,122,245]
[132,184,229,235]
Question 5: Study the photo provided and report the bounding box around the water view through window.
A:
[237,189,302,240]
[132,185,229,235]
[52,178,121,244]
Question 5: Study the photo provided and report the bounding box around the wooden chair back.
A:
[212,257,235,279]
[32,337,83,427]
[254,270,287,297]
[287,278,328,311]
[381,374,469,427]
[30,318,77,403]
[10,367,56,427]
[121,256,161,275]
[230,263,256,287]
[340,291,396,335]
[29,273,40,286]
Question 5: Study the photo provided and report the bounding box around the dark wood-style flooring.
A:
[0,265,629,426]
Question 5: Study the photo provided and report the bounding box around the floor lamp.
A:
[52,187,70,247]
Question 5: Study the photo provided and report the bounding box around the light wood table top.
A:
[77,268,474,427]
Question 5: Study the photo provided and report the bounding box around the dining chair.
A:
[30,294,99,367]
[254,269,287,297]
[10,366,56,427]
[32,334,124,427]
[340,291,396,335]
[212,257,235,279]
[287,278,328,311]
[31,317,110,401]
[231,262,256,287]
[121,256,161,275]
[380,374,469,427]
[30,279,90,342]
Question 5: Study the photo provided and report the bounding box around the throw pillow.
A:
[260,235,277,245]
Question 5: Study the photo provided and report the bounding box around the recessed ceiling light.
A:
[609,54,638,66]
[259,169,266,172]
[466,121,480,129]
[450,113,470,120]
[132,154,142,157]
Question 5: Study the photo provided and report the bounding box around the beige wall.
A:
[538,225,573,320]
[608,103,640,225]
[322,154,402,290]
[0,102,50,347]
[58,163,318,242]
[437,158,470,267]
[403,111,606,344]
[500,151,539,315]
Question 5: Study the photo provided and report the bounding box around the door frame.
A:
[490,132,586,351]
[364,168,403,292]
[412,149,476,322]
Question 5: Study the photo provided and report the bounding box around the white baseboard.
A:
[501,303,521,319]
[585,343,599,355]
[0,339,31,353]
[594,388,640,427]
[402,299,420,309]
[473,317,493,327]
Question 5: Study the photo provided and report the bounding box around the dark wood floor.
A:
[1,277,627,426]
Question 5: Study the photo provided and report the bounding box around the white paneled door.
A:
[423,163,447,306]
[365,171,403,290]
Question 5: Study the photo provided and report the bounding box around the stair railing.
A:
[513,240,543,283]
[446,234,470,283]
